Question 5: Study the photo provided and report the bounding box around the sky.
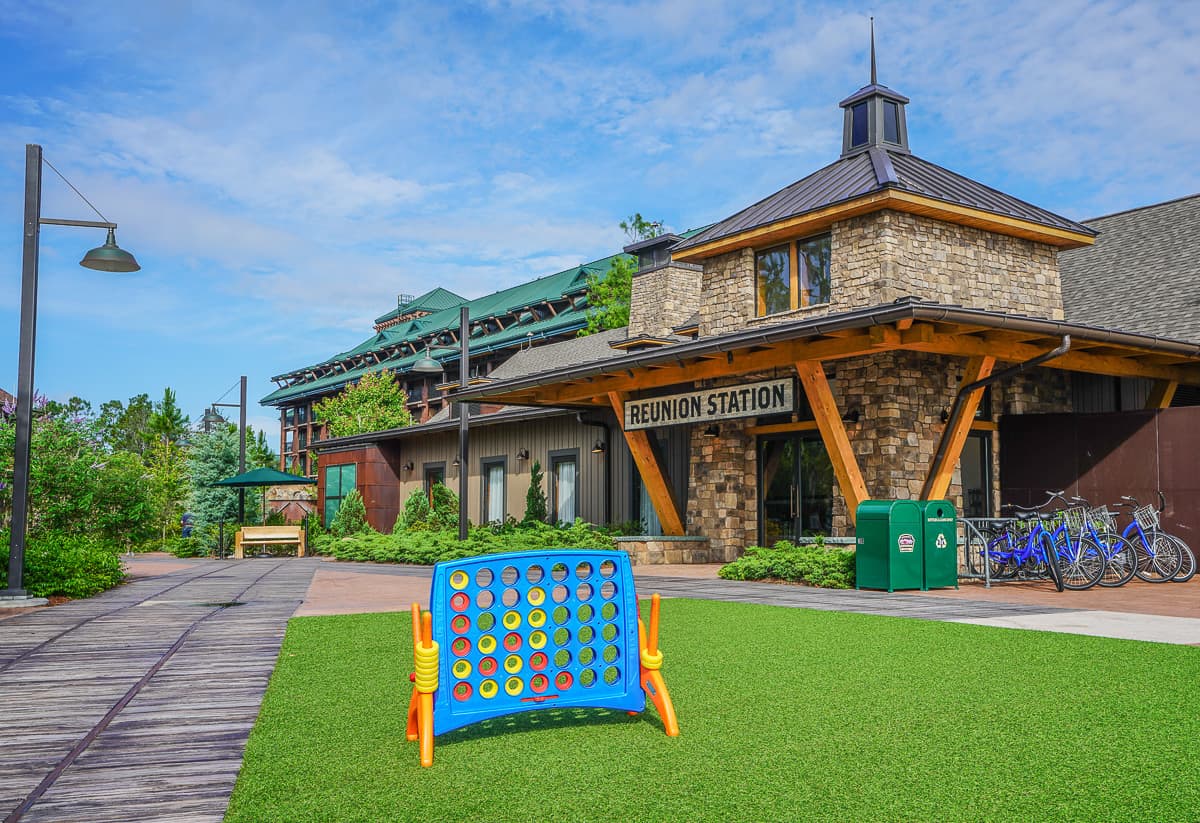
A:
[1,0,1198,442]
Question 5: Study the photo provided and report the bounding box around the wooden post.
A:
[607,392,685,536]
[922,356,995,501]
[794,361,869,525]
[1146,380,1178,409]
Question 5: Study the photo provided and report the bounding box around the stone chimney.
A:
[625,234,703,338]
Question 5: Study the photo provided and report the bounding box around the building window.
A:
[285,407,295,426]
[549,450,578,525]
[423,462,446,503]
[756,234,831,316]
[324,463,357,528]
[297,405,308,424]
[481,457,506,524]
[851,101,869,147]
[883,100,900,144]
[298,429,307,450]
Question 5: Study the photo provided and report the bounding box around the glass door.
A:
[758,434,835,545]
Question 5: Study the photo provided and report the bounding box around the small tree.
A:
[145,438,189,547]
[395,487,431,532]
[524,460,548,524]
[579,213,665,336]
[428,483,460,530]
[330,488,369,536]
[147,388,190,446]
[313,370,413,438]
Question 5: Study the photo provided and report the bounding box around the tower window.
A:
[883,100,900,143]
[851,102,869,147]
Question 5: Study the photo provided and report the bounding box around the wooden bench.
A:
[234,525,306,559]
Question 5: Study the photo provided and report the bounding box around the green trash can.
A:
[921,500,958,591]
[855,500,924,592]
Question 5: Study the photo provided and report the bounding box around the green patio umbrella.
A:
[212,467,315,524]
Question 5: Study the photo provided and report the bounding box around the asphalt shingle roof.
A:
[673,148,1094,253]
[1060,193,1200,344]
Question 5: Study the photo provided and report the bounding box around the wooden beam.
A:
[922,356,995,500]
[899,328,1200,383]
[746,420,820,436]
[794,361,869,525]
[1146,380,1178,409]
[607,392,685,536]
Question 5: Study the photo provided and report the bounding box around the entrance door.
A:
[758,434,835,545]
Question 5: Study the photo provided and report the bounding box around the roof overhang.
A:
[672,189,1096,264]
[451,301,1200,409]
[312,406,576,451]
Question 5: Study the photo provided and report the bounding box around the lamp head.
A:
[412,347,444,374]
[80,227,140,273]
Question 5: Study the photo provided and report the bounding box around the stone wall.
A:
[685,416,757,562]
[614,537,716,565]
[700,209,1065,334]
[628,263,703,338]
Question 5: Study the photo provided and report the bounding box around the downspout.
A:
[577,413,612,526]
[921,335,1071,500]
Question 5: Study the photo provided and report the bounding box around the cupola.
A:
[839,20,910,157]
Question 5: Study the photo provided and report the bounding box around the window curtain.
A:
[555,460,577,524]
[486,463,505,523]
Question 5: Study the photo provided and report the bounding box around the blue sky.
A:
[2,0,1198,440]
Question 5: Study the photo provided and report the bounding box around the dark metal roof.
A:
[1060,193,1200,344]
[673,149,1095,253]
[453,299,1200,402]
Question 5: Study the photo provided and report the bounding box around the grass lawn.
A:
[226,600,1200,822]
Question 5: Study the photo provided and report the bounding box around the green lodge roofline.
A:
[261,252,632,406]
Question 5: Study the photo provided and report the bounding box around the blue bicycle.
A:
[997,493,1105,590]
[1116,493,1193,583]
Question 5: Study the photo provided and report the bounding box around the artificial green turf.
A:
[226,601,1200,822]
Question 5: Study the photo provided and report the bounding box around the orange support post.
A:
[406,603,439,766]
[638,593,679,737]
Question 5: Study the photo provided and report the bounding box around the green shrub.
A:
[330,489,370,537]
[396,487,431,532]
[311,518,616,565]
[0,529,124,598]
[428,484,459,530]
[718,539,856,589]
[264,509,288,526]
[165,535,207,558]
[524,461,547,524]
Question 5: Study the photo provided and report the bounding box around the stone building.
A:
[454,68,1200,563]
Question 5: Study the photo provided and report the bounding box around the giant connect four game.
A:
[406,549,678,767]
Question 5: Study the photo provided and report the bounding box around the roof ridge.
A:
[1079,192,1200,224]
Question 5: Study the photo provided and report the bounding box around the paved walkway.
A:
[3,553,1197,822]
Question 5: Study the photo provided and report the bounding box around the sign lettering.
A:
[623,378,796,431]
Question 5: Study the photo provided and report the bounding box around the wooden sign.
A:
[624,378,795,430]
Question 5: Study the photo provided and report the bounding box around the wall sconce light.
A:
[516,448,529,460]
[702,424,719,438]
[402,461,414,472]
[940,408,950,424]
[841,408,860,424]
[452,456,461,468]
[591,440,606,454]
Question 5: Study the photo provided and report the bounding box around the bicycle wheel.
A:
[1167,536,1196,583]
[1056,535,1104,590]
[1097,534,1138,588]
[1135,533,1183,583]
[1039,533,1065,592]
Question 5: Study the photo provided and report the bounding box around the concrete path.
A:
[0,558,320,823]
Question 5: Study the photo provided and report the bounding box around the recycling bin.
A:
[921,500,958,590]
[855,500,924,592]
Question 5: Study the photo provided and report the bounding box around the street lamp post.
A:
[413,306,470,540]
[209,375,248,522]
[2,145,140,603]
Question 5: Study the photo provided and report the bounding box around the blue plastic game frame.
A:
[428,549,645,735]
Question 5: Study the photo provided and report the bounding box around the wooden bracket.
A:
[794,361,869,524]
[1146,380,1178,410]
[607,392,685,536]
[922,355,995,501]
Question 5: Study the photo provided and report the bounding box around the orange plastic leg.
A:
[640,668,679,737]
[406,685,419,741]
[418,692,434,767]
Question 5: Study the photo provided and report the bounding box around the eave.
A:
[671,189,1096,264]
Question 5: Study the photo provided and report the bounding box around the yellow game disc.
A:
[528,608,546,628]
[479,679,498,699]
[529,630,547,650]
[478,634,497,654]
[452,659,472,679]
[527,586,545,606]
[503,610,522,630]
[449,570,469,590]
[504,654,523,674]
[505,676,524,696]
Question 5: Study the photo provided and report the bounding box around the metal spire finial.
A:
[870,16,877,85]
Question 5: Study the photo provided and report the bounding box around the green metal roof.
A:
[373,287,466,326]
[262,252,631,406]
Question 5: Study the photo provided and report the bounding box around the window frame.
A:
[754,233,831,317]
[323,462,357,528]
[480,456,507,525]
[548,448,580,526]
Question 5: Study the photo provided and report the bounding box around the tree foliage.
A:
[329,488,370,537]
[147,387,190,446]
[524,460,548,524]
[186,427,260,530]
[96,393,154,455]
[313,370,414,438]
[580,213,665,336]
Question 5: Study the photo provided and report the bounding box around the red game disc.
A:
[503,632,522,652]
[479,656,498,676]
[530,674,548,693]
[555,671,573,690]
[451,615,471,634]
[451,637,471,657]
[453,682,473,701]
[450,592,470,612]
[530,651,548,671]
